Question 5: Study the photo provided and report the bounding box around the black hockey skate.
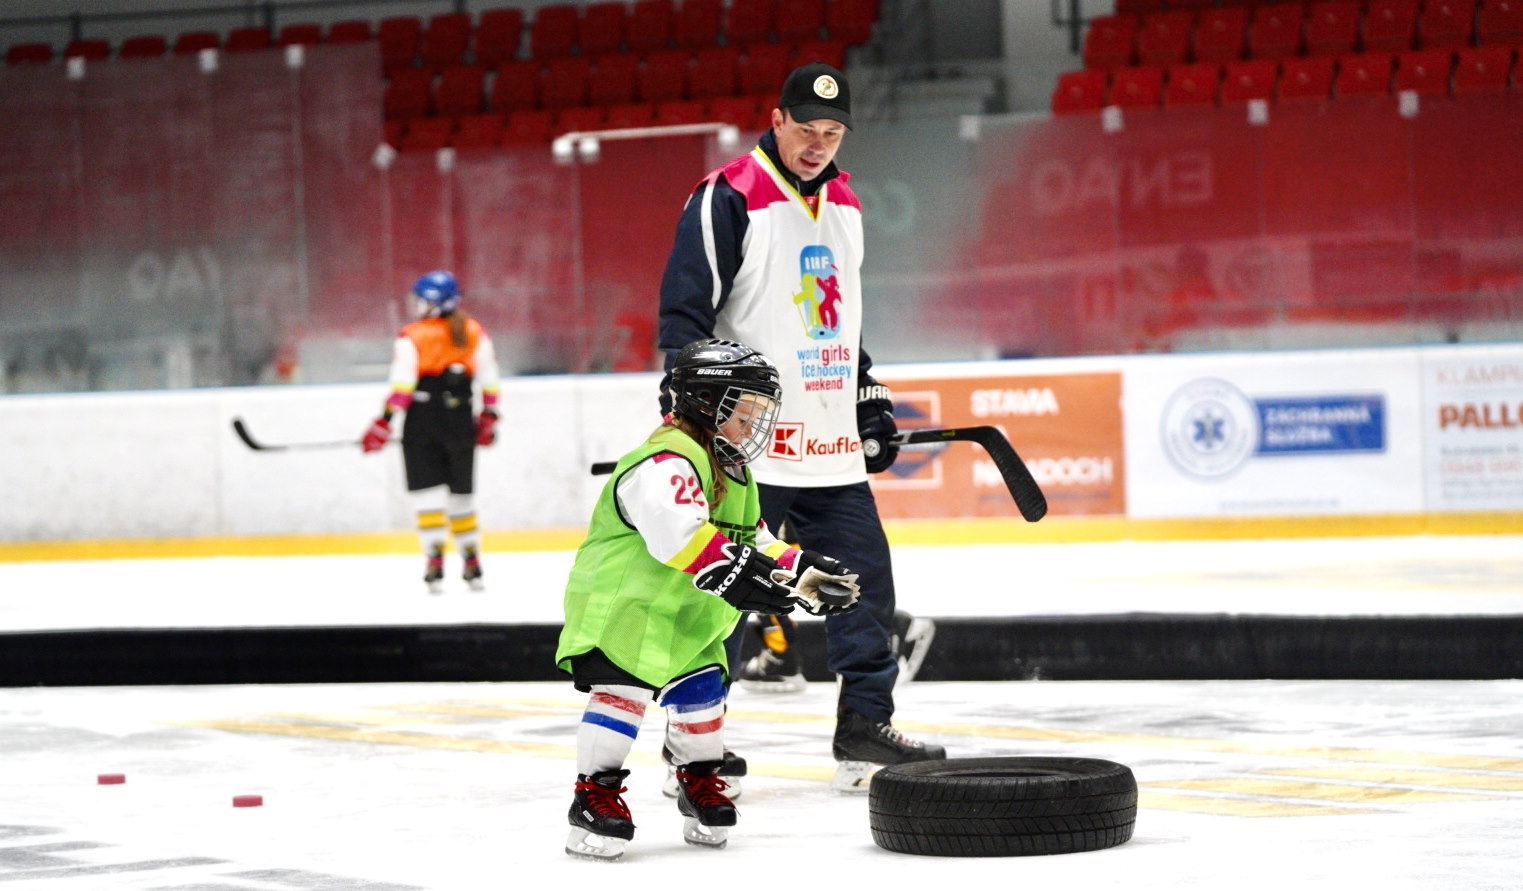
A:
[830,706,946,794]
[423,546,445,596]
[674,760,737,848]
[737,617,804,693]
[565,769,636,861]
[462,545,485,592]
[661,745,746,800]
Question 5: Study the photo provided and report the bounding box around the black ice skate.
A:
[830,706,947,794]
[737,646,805,694]
[423,546,445,596]
[565,769,636,861]
[462,545,485,592]
[661,745,746,800]
[674,760,737,848]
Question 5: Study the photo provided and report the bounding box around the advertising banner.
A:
[1422,345,1523,511]
[1125,350,1424,517]
[874,366,1125,519]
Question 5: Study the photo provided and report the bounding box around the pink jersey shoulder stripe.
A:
[827,169,863,212]
[720,153,792,211]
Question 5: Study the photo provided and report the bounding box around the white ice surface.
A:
[2,534,1521,632]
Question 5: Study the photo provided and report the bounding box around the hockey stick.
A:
[590,425,1047,522]
[231,417,364,452]
[893,426,1047,522]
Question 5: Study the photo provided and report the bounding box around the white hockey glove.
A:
[787,551,861,616]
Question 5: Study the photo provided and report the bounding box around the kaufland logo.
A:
[770,423,803,461]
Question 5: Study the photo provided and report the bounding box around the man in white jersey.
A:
[656,62,946,791]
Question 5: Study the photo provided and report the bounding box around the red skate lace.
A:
[576,778,632,820]
[677,771,732,808]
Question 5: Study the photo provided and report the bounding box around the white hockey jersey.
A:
[706,147,867,488]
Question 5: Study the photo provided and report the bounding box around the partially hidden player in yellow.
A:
[556,338,861,861]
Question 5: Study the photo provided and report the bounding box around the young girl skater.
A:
[555,338,859,861]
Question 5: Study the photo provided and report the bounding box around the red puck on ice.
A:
[97,774,126,785]
[232,794,264,808]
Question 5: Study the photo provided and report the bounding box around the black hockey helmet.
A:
[670,338,782,466]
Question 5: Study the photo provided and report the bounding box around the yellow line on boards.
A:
[3,512,1520,562]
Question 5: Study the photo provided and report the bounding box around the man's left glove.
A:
[361,416,391,453]
[475,409,498,446]
[857,384,899,473]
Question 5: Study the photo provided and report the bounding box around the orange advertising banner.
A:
[871,371,1125,519]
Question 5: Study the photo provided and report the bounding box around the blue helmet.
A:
[411,271,460,317]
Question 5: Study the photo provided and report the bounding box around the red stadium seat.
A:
[384,119,404,148]
[725,0,775,47]
[606,102,657,129]
[436,65,487,117]
[1116,0,1165,13]
[473,8,524,68]
[689,46,740,100]
[119,35,168,58]
[674,0,723,49]
[790,38,847,69]
[581,2,629,56]
[1248,4,1305,59]
[384,69,435,121]
[740,42,793,95]
[656,98,708,124]
[326,20,373,44]
[588,54,639,105]
[629,0,676,52]
[1362,0,1419,52]
[452,113,505,149]
[172,31,220,54]
[421,13,471,72]
[1278,55,1336,100]
[378,17,422,73]
[1220,58,1276,102]
[531,4,579,60]
[555,105,607,135]
[826,0,878,46]
[540,55,591,109]
[1478,0,1523,47]
[1136,11,1192,67]
[1393,49,1454,94]
[1110,65,1164,106]
[225,27,271,53]
[4,42,52,65]
[401,117,455,151]
[1418,0,1477,49]
[709,94,770,129]
[639,50,691,102]
[277,23,323,47]
[1051,68,1107,113]
[64,39,111,60]
[1165,61,1221,106]
[1336,52,1396,95]
[1452,45,1515,92]
[1193,7,1248,63]
[491,60,541,113]
[1083,15,1138,70]
[775,0,827,44]
[1305,1,1360,56]
[503,109,555,144]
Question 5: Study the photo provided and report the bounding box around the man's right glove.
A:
[693,542,797,615]
[857,384,899,473]
[361,416,391,453]
[788,550,861,616]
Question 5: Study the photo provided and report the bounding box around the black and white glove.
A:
[787,550,862,616]
[693,543,797,615]
[857,384,899,474]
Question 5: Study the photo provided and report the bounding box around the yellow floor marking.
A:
[1153,776,1498,804]
[1262,765,1523,792]
[1138,790,1380,817]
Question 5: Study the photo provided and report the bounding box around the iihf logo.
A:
[792,245,843,340]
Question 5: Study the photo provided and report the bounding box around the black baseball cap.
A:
[778,62,852,129]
